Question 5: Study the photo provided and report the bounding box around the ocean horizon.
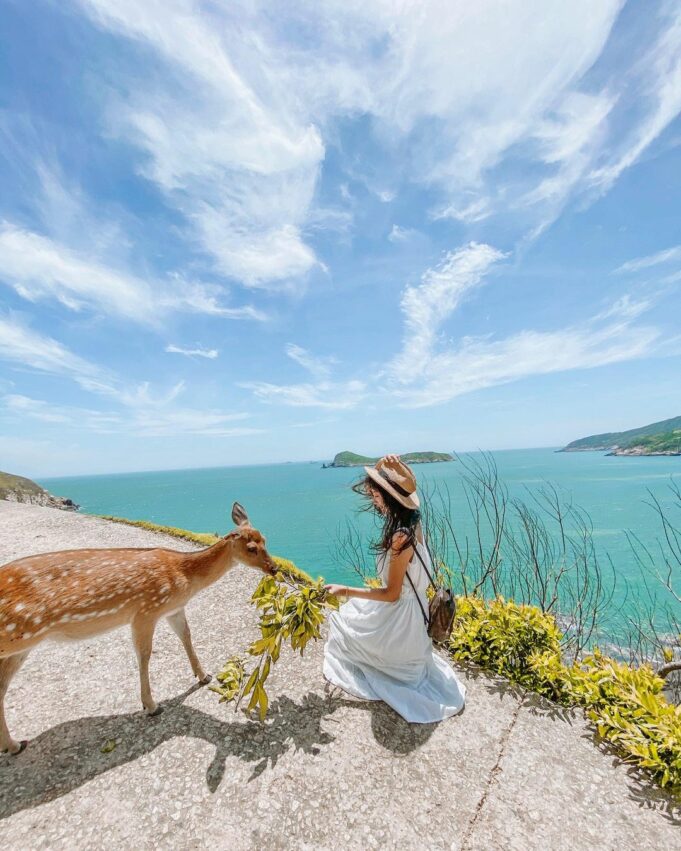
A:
[40,448,680,625]
[38,443,563,480]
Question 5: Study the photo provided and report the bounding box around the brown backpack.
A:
[405,543,456,643]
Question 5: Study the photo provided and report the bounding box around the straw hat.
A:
[364,456,420,510]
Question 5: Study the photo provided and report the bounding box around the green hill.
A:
[606,429,681,456]
[326,451,455,468]
[0,471,78,509]
[560,415,681,452]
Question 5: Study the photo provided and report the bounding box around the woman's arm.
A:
[325,532,413,603]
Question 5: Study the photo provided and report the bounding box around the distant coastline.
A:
[323,451,455,468]
[559,416,681,457]
[0,470,78,510]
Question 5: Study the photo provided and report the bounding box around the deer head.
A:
[229,502,276,575]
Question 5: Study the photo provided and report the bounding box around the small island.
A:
[0,470,78,510]
[323,451,455,468]
[559,415,681,456]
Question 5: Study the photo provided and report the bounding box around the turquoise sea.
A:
[41,449,680,617]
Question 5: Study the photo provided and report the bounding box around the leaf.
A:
[247,684,260,713]
[257,683,269,721]
[242,667,259,697]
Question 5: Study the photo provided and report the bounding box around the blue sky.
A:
[1,0,680,477]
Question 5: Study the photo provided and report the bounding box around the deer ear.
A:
[231,502,251,528]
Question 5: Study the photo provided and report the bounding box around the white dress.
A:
[323,537,466,723]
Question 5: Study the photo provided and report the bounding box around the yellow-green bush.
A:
[449,596,567,699]
[449,595,681,795]
[569,651,681,791]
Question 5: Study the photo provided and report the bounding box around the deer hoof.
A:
[2,739,28,755]
[198,673,212,685]
[145,705,163,717]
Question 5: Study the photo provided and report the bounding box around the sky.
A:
[1,0,680,478]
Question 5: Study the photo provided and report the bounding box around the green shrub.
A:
[448,595,681,796]
[448,596,567,699]
[569,651,681,792]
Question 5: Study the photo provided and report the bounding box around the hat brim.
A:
[364,466,420,510]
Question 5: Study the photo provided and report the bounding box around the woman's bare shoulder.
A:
[391,529,414,553]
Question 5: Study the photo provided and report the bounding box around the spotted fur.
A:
[0,502,274,754]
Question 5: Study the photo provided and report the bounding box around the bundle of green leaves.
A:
[211,568,338,719]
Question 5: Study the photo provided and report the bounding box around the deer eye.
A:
[246,542,258,552]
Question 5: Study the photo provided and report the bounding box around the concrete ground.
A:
[0,501,679,849]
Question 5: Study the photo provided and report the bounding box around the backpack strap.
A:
[405,568,430,628]
[396,527,437,628]
[411,544,437,589]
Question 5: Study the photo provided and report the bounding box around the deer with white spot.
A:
[0,503,275,754]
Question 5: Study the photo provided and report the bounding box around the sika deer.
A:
[0,502,275,754]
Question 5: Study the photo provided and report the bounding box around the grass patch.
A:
[98,515,219,546]
[96,515,315,584]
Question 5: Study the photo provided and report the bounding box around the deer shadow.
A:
[0,683,436,820]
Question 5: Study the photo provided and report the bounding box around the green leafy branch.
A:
[211,570,339,720]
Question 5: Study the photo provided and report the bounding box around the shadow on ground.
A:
[583,727,681,826]
[455,662,681,826]
[0,684,436,820]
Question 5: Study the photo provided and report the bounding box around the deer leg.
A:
[0,651,30,755]
[166,609,211,685]
[131,616,161,716]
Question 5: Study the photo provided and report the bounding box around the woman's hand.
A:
[325,584,348,598]
[384,453,400,464]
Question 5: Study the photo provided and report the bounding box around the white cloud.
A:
[0,223,264,324]
[1,392,261,437]
[593,294,657,321]
[0,314,107,386]
[384,244,667,407]
[76,0,323,290]
[290,417,338,428]
[0,223,156,322]
[615,245,681,273]
[520,90,616,216]
[0,315,265,439]
[122,409,261,438]
[432,198,492,224]
[389,243,508,383]
[4,394,74,424]
[388,225,416,243]
[71,0,681,274]
[0,315,184,408]
[165,344,219,360]
[285,343,338,379]
[393,314,661,408]
[588,6,681,192]
[362,0,623,218]
[243,379,366,410]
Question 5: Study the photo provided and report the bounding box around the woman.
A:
[324,454,466,723]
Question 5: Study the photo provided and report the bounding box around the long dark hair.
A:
[352,475,421,554]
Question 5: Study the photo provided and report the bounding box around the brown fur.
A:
[0,503,274,754]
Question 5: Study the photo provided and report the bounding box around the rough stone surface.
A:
[0,501,678,849]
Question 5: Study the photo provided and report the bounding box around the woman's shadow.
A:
[0,684,436,820]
